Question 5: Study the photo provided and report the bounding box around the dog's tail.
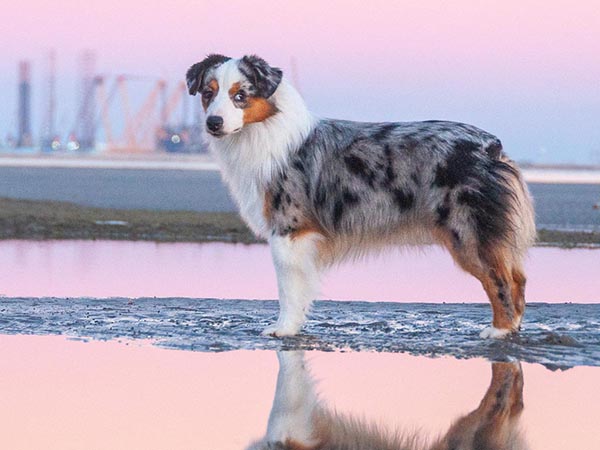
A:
[464,150,535,260]
[496,156,536,259]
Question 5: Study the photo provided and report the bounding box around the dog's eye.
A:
[202,89,213,100]
[233,91,246,103]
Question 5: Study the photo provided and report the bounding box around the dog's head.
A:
[186,54,283,137]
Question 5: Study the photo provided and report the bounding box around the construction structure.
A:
[11,51,206,154]
[70,50,98,151]
[92,74,204,153]
[40,50,60,152]
[17,61,32,148]
[154,81,206,153]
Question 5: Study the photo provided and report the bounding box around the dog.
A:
[186,54,535,339]
[245,351,528,450]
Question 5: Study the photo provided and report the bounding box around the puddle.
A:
[0,335,598,450]
[0,240,599,302]
[1,241,598,448]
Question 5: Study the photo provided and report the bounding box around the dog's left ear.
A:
[186,54,230,95]
[239,55,283,98]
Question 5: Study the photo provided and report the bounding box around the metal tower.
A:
[73,50,97,150]
[41,50,58,151]
[17,61,32,147]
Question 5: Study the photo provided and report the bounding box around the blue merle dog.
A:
[186,54,536,339]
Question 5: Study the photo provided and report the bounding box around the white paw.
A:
[480,326,512,339]
[261,323,301,337]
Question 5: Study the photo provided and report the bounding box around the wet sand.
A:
[0,197,599,247]
[2,297,598,367]
[0,198,256,244]
[0,335,598,450]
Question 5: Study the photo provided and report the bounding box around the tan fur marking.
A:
[243,97,278,124]
[511,266,527,325]
[202,79,219,111]
[284,439,318,450]
[432,362,524,450]
[228,82,241,97]
[433,228,519,331]
[485,247,517,330]
[290,225,325,241]
[263,191,273,223]
[290,219,327,246]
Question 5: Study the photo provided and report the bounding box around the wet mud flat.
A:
[1,298,598,369]
[0,197,257,244]
[1,197,600,247]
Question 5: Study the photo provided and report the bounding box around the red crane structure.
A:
[86,75,201,153]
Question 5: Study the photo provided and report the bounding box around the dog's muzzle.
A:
[206,116,224,135]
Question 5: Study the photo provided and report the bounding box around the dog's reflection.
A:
[246,352,528,450]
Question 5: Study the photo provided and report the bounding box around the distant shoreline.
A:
[0,154,599,183]
[1,197,598,248]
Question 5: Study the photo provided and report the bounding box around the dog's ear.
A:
[239,55,283,98]
[186,54,230,95]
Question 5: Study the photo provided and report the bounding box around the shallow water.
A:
[0,240,599,303]
[1,297,599,368]
[1,239,599,448]
[0,335,598,450]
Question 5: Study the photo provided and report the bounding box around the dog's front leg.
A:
[264,351,319,445]
[262,233,321,337]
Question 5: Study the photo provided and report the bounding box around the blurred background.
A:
[1,5,599,449]
[0,0,598,233]
[1,0,599,162]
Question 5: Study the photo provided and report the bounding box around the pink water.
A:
[0,240,598,302]
[0,335,598,450]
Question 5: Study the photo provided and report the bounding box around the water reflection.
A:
[248,351,527,450]
[0,240,599,302]
[3,336,599,449]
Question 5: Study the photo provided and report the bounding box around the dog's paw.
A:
[261,324,300,337]
[480,326,512,339]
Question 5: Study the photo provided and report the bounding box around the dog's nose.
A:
[206,116,224,133]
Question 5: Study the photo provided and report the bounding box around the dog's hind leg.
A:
[477,248,520,338]
[263,233,322,337]
[511,264,527,329]
[430,361,525,450]
[439,230,520,338]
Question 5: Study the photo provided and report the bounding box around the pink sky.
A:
[4,1,600,81]
[2,1,600,162]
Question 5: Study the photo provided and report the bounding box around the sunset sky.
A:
[1,0,600,163]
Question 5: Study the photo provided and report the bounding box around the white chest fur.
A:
[206,80,315,239]
[213,147,273,237]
